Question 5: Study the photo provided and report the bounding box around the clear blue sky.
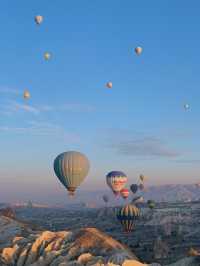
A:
[0,0,200,203]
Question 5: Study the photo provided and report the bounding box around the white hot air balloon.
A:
[23,90,30,100]
[35,15,43,25]
[135,46,143,55]
[184,103,190,110]
[44,52,51,61]
[106,82,112,89]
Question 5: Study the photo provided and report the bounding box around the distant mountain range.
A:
[140,184,200,202]
[75,184,200,206]
[1,184,200,208]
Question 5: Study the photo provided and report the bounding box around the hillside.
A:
[0,214,200,265]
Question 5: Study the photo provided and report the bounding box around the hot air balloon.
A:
[102,195,109,203]
[106,171,127,196]
[139,183,145,191]
[135,46,143,55]
[147,200,155,209]
[54,151,90,196]
[44,52,51,61]
[132,196,144,204]
[139,174,146,182]
[120,188,129,199]
[106,82,112,89]
[184,103,190,110]
[130,184,138,194]
[116,204,140,232]
[195,183,200,188]
[35,15,43,25]
[23,90,30,100]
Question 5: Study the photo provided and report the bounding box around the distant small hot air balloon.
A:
[35,15,43,25]
[139,183,145,191]
[184,103,190,110]
[106,171,127,196]
[120,188,129,199]
[130,184,138,194]
[102,195,109,203]
[147,199,156,209]
[116,204,140,233]
[23,90,30,100]
[135,46,143,55]
[139,174,146,182]
[54,151,90,196]
[106,82,112,89]
[44,52,51,61]
[132,196,144,204]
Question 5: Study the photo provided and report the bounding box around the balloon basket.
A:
[68,191,75,198]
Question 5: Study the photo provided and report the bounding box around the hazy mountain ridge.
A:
[1,184,200,208]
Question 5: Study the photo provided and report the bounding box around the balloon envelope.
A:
[130,184,138,194]
[135,46,143,55]
[106,171,127,196]
[139,174,146,182]
[116,204,140,232]
[35,15,43,25]
[184,103,190,110]
[54,151,90,196]
[120,188,129,199]
[102,195,109,203]
[23,90,30,99]
[44,52,51,60]
[132,196,144,204]
[147,200,156,209]
[139,183,145,191]
[106,82,112,89]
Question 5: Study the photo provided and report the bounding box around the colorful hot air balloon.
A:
[44,52,51,61]
[106,171,127,196]
[120,188,129,199]
[135,46,143,55]
[116,204,140,233]
[130,184,138,194]
[35,15,43,25]
[23,90,30,100]
[103,195,109,203]
[54,151,90,196]
[106,82,112,89]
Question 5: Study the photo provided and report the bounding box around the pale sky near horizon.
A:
[0,0,200,203]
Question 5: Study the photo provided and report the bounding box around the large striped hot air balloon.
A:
[106,171,127,196]
[120,188,129,199]
[116,204,140,233]
[54,151,90,196]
